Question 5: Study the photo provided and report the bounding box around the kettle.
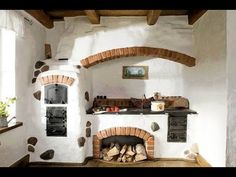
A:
[0,116,16,127]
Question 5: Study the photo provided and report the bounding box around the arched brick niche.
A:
[80,47,196,68]
[93,127,154,159]
[39,75,75,86]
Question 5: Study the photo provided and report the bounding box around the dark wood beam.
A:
[188,10,207,25]
[46,10,85,18]
[98,10,148,16]
[84,10,100,24]
[25,10,54,29]
[147,10,162,25]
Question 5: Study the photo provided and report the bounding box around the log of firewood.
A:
[135,144,146,154]
[135,153,147,162]
[110,142,115,149]
[107,144,120,157]
[120,144,127,155]
[126,145,135,156]
[103,155,113,161]
[101,148,109,158]
[121,154,127,162]
[117,156,122,162]
[127,156,133,162]
[134,144,147,162]
[132,145,136,154]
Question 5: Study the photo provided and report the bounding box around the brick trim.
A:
[39,75,75,86]
[80,47,196,68]
[93,127,154,159]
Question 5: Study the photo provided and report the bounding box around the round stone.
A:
[151,122,160,132]
[35,61,45,69]
[40,149,55,160]
[28,145,35,152]
[32,78,37,84]
[41,65,49,72]
[33,91,41,100]
[34,70,41,77]
[86,121,91,127]
[27,137,38,146]
[78,137,86,147]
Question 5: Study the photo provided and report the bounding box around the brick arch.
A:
[39,75,75,86]
[93,127,154,159]
[80,47,196,68]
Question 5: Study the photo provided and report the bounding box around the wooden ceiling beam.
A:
[147,10,162,25]
[84,10,100,24]
[25,10,54,29]
[188,10,207,25]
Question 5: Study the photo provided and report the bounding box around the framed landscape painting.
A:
[122,66,148,80]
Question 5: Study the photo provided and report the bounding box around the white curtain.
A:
[0,10,25,37]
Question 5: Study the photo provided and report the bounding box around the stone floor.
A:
[28,159,200,167]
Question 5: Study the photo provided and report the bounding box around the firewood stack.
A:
[100,143,147,163]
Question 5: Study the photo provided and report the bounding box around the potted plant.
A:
[0,97,16,127]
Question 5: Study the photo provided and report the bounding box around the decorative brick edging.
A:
[39,75,75,86]
[93,127,154,159]
[80,47,196,68]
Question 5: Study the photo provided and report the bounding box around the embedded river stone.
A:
[32,77,37,84]
[151,122,160,132]
[78,137,86,147]
[28,145,35,152]
[40,149,54,160]
[86,128,91,137]
[35,61,45,69]
[86,121,91,127]
[34,70,41,77]
[33,91,41,100]
[85,91,89,101]
[27,137,38,146]
[41,65,49,72]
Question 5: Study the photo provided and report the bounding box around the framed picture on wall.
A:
[122,66,148,80]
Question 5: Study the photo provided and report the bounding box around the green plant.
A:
[0,97,16,118]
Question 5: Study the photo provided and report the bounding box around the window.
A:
[0,28,16,118]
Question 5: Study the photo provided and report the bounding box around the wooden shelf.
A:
[0,122,23,134]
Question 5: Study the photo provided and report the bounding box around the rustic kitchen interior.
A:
[0,9,235,167]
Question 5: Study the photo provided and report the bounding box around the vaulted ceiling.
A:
[25,10,207,29]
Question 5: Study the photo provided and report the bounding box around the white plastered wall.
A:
[183,10,227,167]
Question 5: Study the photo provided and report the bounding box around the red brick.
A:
[48,75,53,83]
[106,128,112,137]
[125,127,131,135]
[143,132,151,141]
[116,127,121,135]
[147,136,154,142]
[62,76,69,84]
[111,128,116,136]
[52,75,58,83]
[147,146,154,150]
[135,128,141,137]
[96,132,103,140]
[57,75,63,83]
[138,130,146,139]
[130,128,136,136]
[67,77,74,86]
[120,127,126,135]
[43,76,49,84]
[101,130,107,138]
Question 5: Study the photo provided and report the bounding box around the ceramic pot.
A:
[0,117,8,127]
